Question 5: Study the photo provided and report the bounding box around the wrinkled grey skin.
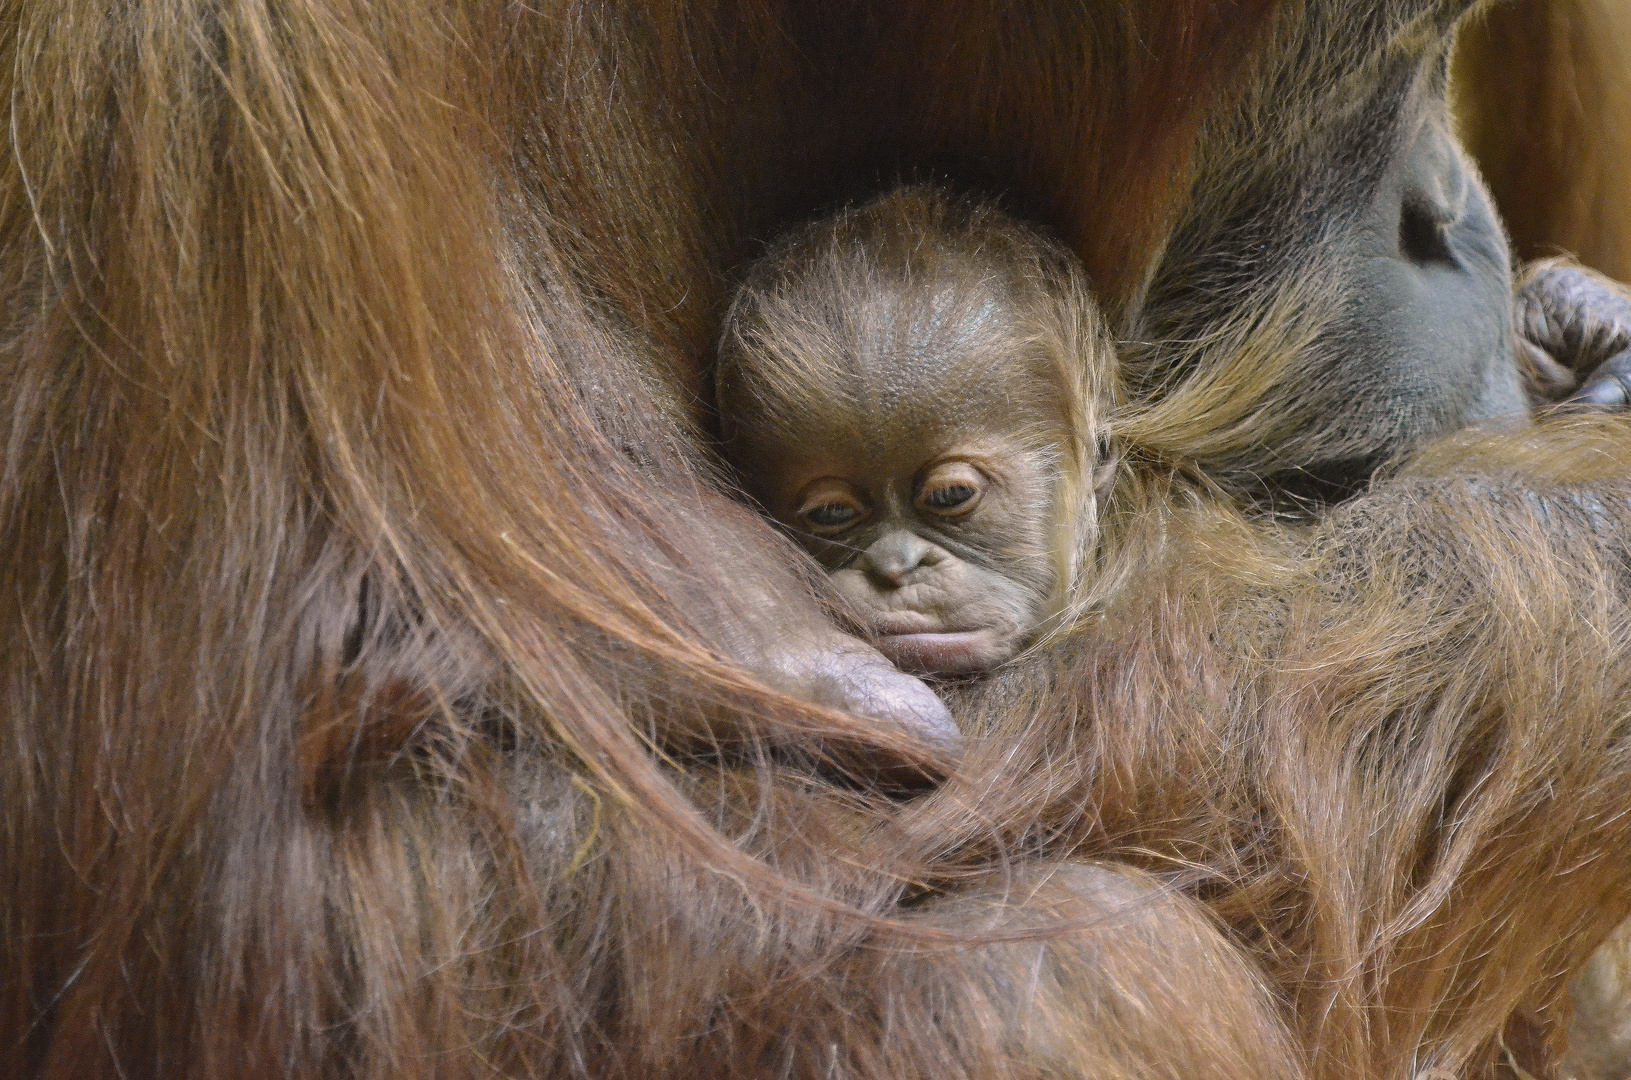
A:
[1515,261,1631,407]
[1123,2,1631,506]
[1126,5,1528,506]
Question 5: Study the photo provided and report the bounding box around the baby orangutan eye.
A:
[916,461,986,517]
[796,479,868,535]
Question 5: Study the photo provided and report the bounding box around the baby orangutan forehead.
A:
[733,271,1055,456]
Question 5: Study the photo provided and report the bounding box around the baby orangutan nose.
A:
[829,526,1046,675]
[861,531,943,587]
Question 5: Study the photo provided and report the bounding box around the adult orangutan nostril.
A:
[1400,197,1457,268]
[1395,116,1468,271]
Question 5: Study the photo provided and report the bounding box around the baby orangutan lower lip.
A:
[874,629,1011,675]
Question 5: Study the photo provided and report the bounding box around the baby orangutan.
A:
[717,188,1117,675]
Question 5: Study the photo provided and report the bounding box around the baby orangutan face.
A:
[718,187,1112,676]
[756,428,1062,674]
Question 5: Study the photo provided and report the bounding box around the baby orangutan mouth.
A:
[874,629,1011,675]
[828,545,1045,674]
[717,187,1117,677]
[861,613,998,672]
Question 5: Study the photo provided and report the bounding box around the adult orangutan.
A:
[3,2,1630,1079]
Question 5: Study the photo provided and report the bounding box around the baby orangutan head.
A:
[717,188,1116,675]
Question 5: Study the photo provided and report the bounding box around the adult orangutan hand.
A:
[1514,259,1631,407]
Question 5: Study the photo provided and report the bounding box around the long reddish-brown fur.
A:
[3,2,1629,1079]
[1454,5,1631,1071]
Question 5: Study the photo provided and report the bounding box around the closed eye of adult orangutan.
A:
[3,2,1631,1079]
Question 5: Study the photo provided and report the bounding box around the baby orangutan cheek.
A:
[828,561,1046,676]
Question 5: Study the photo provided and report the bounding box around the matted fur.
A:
[1454,2,1631,1071]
